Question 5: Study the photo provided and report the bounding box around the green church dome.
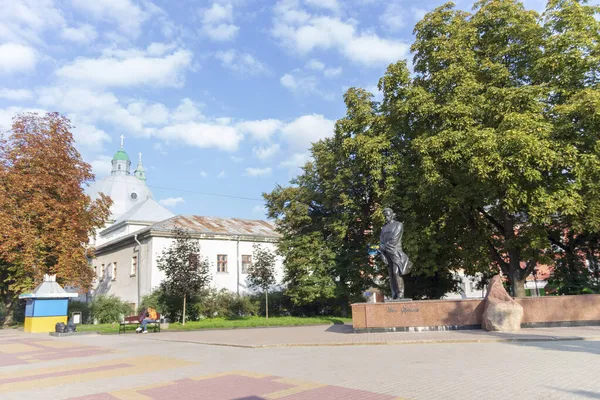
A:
[112,149,130,161]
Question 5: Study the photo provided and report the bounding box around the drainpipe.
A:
[236,236,240,296]
[134,234,142,308]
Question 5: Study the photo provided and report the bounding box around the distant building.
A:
[83,140,283,309]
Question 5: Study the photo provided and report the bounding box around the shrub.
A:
[89,295,132,323]
[138,290,164,314]
[228,295,259,317]
[195,288,232,318]
[192,288,260,319]
[68,301,91,324]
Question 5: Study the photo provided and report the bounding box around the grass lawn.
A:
[76,316,351,334]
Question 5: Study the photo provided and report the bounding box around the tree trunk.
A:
[510,267,527,298]
[265,291,268,319]
[2,299,15,327]
[182,294,186,326]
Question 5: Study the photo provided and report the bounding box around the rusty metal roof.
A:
[151,215,281,238]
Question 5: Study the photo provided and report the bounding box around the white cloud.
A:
[199,170,208,177]
[245,167,272,177]
[0,43,38,74]
[89,155,113,178]
[253,144,281,160]
[159,122,242,151]
[171,98,204,122]
[304,0,339,12]
[280,71,333,100]
[305,59,341,78]
[230,155,244,163]
[200,2,239,41]
[217,170,226,178]
[127,102,170,125]
[305,59,325,70]
[0,106,47,131]
[61,24,97,44]
[71,0,149,37]
[55,49,193,88]
[236,119,282,141]
[380,3,405,32]
[0,88,33,101]
[0,0,64,45]
[281,114,335,150]
[159,197,186,207]
[279,151,312,175]
[281,72,317,92]
[324,66,342,78]
[70,118,112,150]
[272,2,409,66]
[215,50,268,75]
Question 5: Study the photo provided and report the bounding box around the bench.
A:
[118,314,161,334]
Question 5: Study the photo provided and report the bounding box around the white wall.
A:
[148,236,283,296]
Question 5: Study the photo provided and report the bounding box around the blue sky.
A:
[0,0,556,220]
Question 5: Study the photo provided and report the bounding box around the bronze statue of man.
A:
[379,208,411,299]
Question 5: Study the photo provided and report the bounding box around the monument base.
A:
[351,294,600,333]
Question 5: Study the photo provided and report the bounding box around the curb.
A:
[139,335,600,349]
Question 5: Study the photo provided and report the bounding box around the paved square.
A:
[1,326,600,399]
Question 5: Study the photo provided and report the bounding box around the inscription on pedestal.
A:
[387,306,420,313]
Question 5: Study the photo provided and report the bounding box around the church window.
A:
[100,264,105,279]
[112,263,117,281]
[131,256,137,276]
[130,192,138,200]
[118,164,121,170]
[217,254,228,273]
[242,255,252,274]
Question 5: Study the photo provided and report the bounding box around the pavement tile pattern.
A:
[1,325,600,399]
[68,371,402,400]
[0,338,114,366]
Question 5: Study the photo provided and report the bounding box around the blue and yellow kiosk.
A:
[19,274,78,333]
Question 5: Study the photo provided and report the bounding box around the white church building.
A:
[85,140,282,310]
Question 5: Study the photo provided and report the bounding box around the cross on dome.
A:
[138,152,143,163]
[120,135,125,148]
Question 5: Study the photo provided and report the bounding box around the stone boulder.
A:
[482,275,523,332]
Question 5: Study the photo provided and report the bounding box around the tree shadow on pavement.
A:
[324,324,353,334]
[548,388,600,399]
[512,339,600,355]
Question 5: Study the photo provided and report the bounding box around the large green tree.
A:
[266,0,600,302]
[0,113,112,324]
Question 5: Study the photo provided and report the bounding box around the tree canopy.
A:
[157,227,211,324]
[265,0,600,303]
[0,112,112,324]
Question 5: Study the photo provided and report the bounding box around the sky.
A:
[0,0,559,220]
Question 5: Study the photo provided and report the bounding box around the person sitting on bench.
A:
[136,307,158,333]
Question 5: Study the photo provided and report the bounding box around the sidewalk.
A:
[138,323,600,348]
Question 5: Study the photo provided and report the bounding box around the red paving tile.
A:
[66,373,398,400]
[0,354,25,367]
[138,376,294,400]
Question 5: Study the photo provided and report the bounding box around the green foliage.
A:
[68,301,91,324]
[194,288,259,319]
[265,0,600,300]
[157,227,211,323]
[89,295,132,323]
[137,290,164,314]
[246,244,277,292]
